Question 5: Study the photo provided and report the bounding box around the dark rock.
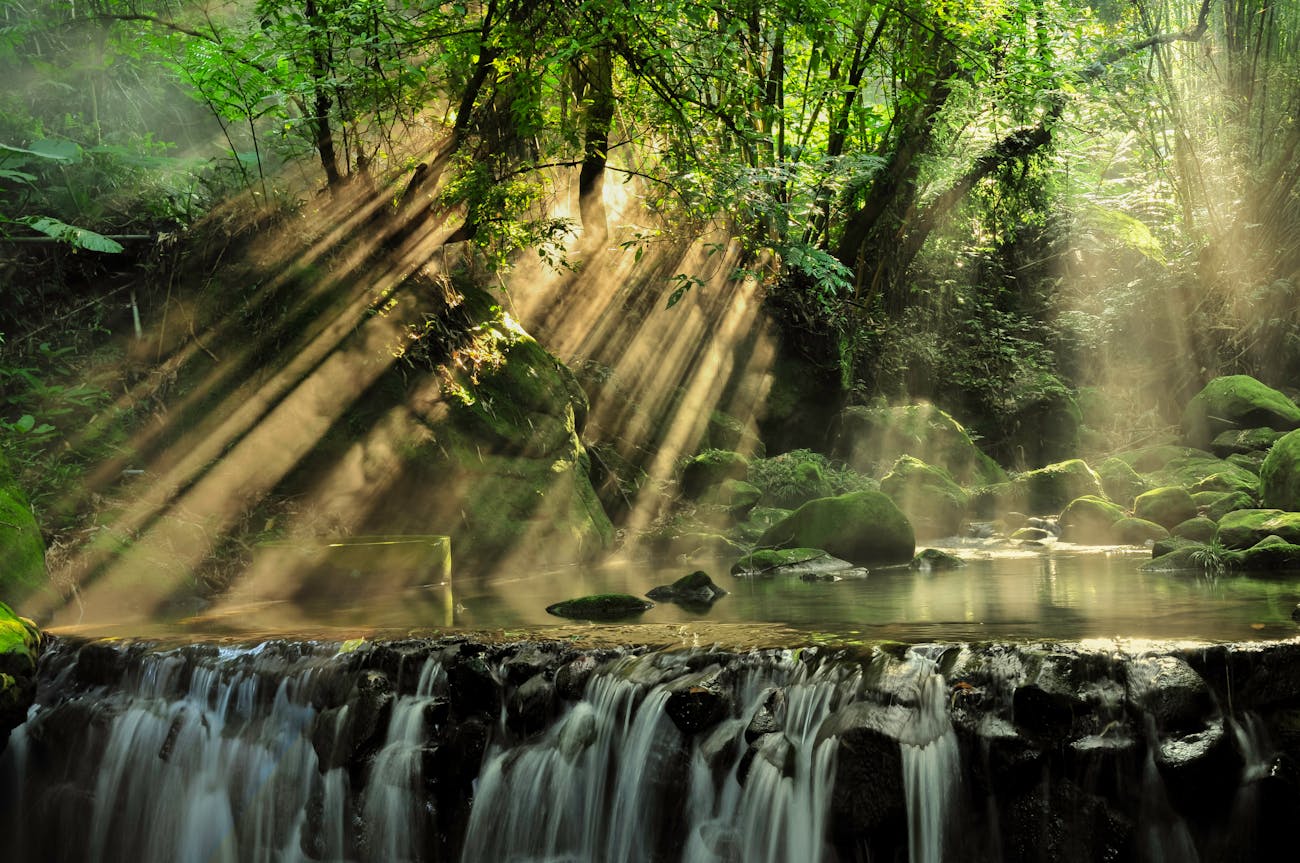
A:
[1124,656,1214,734]
[664,668,731,734]
[646,571,727,606]
[555,653,601,700]
[507,673,556,737]
[680,450,750,499]
[446,655,501,717]
[744,688,785,744]
[545,594,654,620]
[818,701,908,835]
[910,548,965,570]
[737,732,795,784]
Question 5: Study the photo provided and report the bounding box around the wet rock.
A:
[501,645,554,684]
[1232,534,1300,571]
[737,732,794,784]
[311,671,397,770]
[507,673,556,737]
[744,688,785,744]
[555,653,601,700]
[664,668,731,734]
[646,570,727,606]
[446,654,501,718]
[545,594,653,620]
[910,548,965,570]
[70,640,130,688]
[1011,527,1052,541]
[818,701,908,834]
[698,718,745,769]
[1155,719,1242,815]
[757,491,915,567]
[1125,656,1214,734]
[731,547,855,577]
[1026,516,1060,534]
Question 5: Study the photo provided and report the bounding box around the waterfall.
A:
[901,671,960,863]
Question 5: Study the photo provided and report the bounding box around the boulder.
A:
[1016,459,1106,514]
[731,548,860,578]
[0,600,42,748]
[1113,517,1170,545]
[1202,491,1256,522]
[0,459,46,602]
[1210,427,1282,457]
[1115,446,1259,496]
[665,668,731,734]
[545,594,654,620]
[646,571,727,605]
[1215,509,1300,549]
[680,450,750,499]
[910,548,965,570]
[831,403,1006,486]
[880,455,968,539]
[1133,487,1198,530]
[757,491,915,567]
[1261,429,1300,511]
[1182,375,1300,448]
[1059,496,1126,544]
[1232,535,1300,571]
[1172,517,1217,544]
[1011,527,1053,541]
[1097,457,1150,509]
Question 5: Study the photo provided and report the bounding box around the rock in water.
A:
[646,571,727,605]
[757,491,914,567]
[545,594,654,620]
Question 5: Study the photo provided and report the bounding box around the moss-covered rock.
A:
[1260,429,1300,511]
[0,461,46,603]
[1113,517,1170,545]
[1011,527,1053,541]
[1115,446,1260,499]
[757,491,915,567]
[1201,491,1257,522]
[1226,452,1267,475]
[1133,486,1198,530]
[731,547,857,577]
[910,548,965,570]
[1016,459,1105,514]
[680,450,750,499]
[1215,509,1300,549]
[1152,536,1202,558]
[734,506,793,542]
[646,571,727,605]
[1182,375,1300,448]
[700,479,762,517]
[831,404,1006,486]
[0,600,42,748]
[1210,427,1283,458]
[880,455,968,539]
[1172,517,1218,543]
[1059,496,1126,543]
[545,594,654,620]
[1140,545,1216,572]
[1232,534,1300,571]
[1098,457,1150,509]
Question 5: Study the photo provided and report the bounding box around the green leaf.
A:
[15,414,34,433]
[20,216,124,253]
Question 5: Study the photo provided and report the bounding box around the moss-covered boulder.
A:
[545,594,653,620]
[1226,452,1267,475]
[646,571,727,605]
[0,458,46,603]
[1172,517,1218,543]
[1098,457,1150,509]
[1133,487,1198,530]
[910,548,965,570]
[1232,534,1300,571]
[1200,491,1256,522]
[757,491,915,567]
[880,456,968,539]
[1182,375,1300,448]
[1215,509,1300,549]
[1114,517,1170,545]
[734,506,793,542]
[1260,429,1300,511]
[1016,459,1105,514]
[1115,446,1260,500]
[1059,496,1126,543]
[1210,427,1283,458]
[731,547,858,577]
[1011,526,1053,541]
[0,600,42,748]
[680,450,750,499]
[831,404,1006,486]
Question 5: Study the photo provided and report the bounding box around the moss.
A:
[1152,536,1203,558]
[757,490,915,566]
[1097,457,1150,509]
[1203,491,1257,522]
[1113,517,1170,545]
[1226,452,1267,475]
[1133,486,1198,530]
[1231,534,1300,572]
[0,478,47,603]
[910,548,965,570]
[1210,427,1282,457]
[1140,545,1215,572]
[545,594,653,620]
[680,450,750,499]
[1260,428,1300,511]
[1215,509,1300,549]
[0,601,41,672]
[1015,459,1105,514]
[831,403,1006,486]
[1059,495,1126,543]
[1182,375,1300,448]
[732,547,841,575]
[880,455,968,539]
[1172,517,1218,543]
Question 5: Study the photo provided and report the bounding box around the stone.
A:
[545,594,654,620]
[880,455,969,539]
[817,701,909,834]
[1113,517,1170,545]
[1215,509,1300,549]
[1059,496,1126,544]
[830,403,1006,486]
[507,673,556,737]
[1261,429,1300,511]
[757,491,915,567]
[910,548,965,570]
[680,450,750,499]
[1016,459,1106,514]
[1172,517,1218,543]
[1097,457,1150,508]
[1134,486,1198,530]
[1211,427,1283,457]
[1115,446,1259,497]
[1125,655,1214,734]
[1201,490,1256,522]
[699,409,764,457]
[646,571,727,605]
[1011,527,1053,541]
[730,548,858,577]
[1232,535,1300,571]
[664,668,731,734]
[708,479,762,517]
[1182,375,1300,448]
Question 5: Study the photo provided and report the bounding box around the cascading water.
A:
[1,636,1293,863]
